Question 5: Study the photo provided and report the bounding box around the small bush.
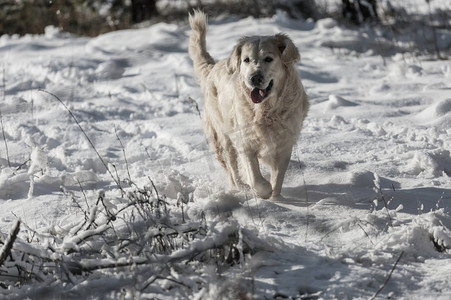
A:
[0,178,264,298]
[0,0,131,37]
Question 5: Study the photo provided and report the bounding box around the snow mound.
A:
[375,210,451,257]
[95,60,126,80]
[315,18,338,30]
[347,170,397,189]
[389,63,423,79]
[404,150,451,178]
[417,98,451,122]
[0,169,30,200]
[325,94,358,111]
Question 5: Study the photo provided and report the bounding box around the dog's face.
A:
[227,33,300,104]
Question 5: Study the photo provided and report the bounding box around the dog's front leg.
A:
[270,148,292,198]
[242,152,272,199]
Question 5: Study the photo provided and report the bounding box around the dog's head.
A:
[226,33,300,104]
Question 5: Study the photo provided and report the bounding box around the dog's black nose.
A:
[251,74,264,86]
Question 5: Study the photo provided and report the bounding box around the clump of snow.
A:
[28,147,48,175]
[0,169,30,200]
[44,26,65,39]
[315,17,337,30]
[155,169,196,200]
[325,94,358,111]
[404,150,451,178]
[95,60,126,80]
[374,210,451,257]
[417,98,451,121]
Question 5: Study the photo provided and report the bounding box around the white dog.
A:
[189,11,309,199]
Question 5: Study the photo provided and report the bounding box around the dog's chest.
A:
[233,112,291,153]
[229,96,300,154]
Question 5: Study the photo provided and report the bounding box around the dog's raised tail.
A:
[189,10,215,81]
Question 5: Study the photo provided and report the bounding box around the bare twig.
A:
[295,144,310,242]
[16,158,31,171]
[426,0,444,60]
[319,226,340,242]
[61,185,89,223]
[374,175,393,227]
[0,112,11,168]
[148,176,163,203]
[140,274,191,292]
[371,251,404,300]
[111,164,122,189]
[114,125,132,182]
[96,190,116,223]
[357,223,374,245]
[1,66,11,168]
[64,224,110,255]
[76,178,90,211]
[10,212,58,248]
[174,73,180,97]
[0,220,21,267]
[302,171,309,243]
[380,193,393,227]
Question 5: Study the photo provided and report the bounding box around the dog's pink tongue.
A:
[251,88,265,103]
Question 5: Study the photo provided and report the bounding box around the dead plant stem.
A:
[371,251,404,300]
[1,66,11,168]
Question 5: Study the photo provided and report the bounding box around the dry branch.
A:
[371,251,404,299]
[0,220,21,267]
[114,125,132,182]
[1,66,11,168]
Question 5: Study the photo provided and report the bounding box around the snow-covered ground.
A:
[1,6,451,300]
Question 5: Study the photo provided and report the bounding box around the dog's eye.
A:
[243,58,250,63]
[265,57,273,63]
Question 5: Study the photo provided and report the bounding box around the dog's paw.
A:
[253,180,272,199]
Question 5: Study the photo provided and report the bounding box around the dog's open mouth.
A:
[250,80,273,104]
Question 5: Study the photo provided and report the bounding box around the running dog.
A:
[189,11,309,199]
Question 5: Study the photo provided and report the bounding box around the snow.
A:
[1,5,451,299]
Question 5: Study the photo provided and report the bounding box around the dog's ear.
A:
[275,33,300,65]
[226,38,246,74]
